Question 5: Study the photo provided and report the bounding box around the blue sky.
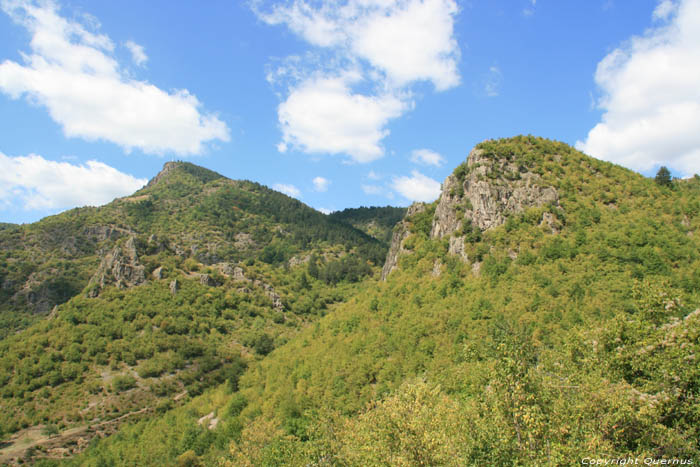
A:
[1,0,699,224]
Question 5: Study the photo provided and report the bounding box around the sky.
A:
[1,0,699,224]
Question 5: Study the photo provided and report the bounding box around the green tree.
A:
[655,166,672,187]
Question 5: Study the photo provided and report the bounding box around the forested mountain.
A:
[3,136,700,465]
[0,162,394,464]
[328,206,407,245]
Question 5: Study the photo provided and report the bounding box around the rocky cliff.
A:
[382,142,562,279]
[87,237,146,297]
[381,202,427,280]
[431,147,559,239]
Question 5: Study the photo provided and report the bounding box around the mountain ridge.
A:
[3,135,700,465]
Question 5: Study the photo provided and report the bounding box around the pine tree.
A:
[655,166,672,187]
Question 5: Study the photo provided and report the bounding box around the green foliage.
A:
[655,166,672,187]
[328,206,407,244]
[112,375,137,393]
[8,139,700,464]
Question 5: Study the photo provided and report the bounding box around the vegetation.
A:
[329,206,407,245]
[4,138,700,465]
[0,162,402,463]
[655,166,672,187]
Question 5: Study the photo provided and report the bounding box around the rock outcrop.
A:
[381,144,563,279]
[431,148,559,239]
[87,237,146,297]
[381,202,427,280]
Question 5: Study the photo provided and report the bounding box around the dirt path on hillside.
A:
[0,407,153,465]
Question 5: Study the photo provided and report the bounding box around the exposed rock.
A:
[288,255,310,268]
[169,279,179,295]
[234,232,255,250]
[254,280,284,311]
[427,147,561,263]
[432,148,559,240]
[199,274,219,287]
[431,260,443,277]
[219,263,235,276]
[87,237,146,297]
[448,236,469,262]
[540,211,561,234]
[472,261,482,276]
[381,202,427,280]
[232,266,248,282]
[152,266,164,280]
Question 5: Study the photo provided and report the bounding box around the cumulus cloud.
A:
[273,183,301,197]
[125,40,147,66]
[410,148,445,166]
[391,170,441,202]
[0,0,229,156]
[317,207,332,214]
[312,176,330,192]
[259,0,460,90]
[0,152,147,210]
[277,73,407,162]
[255,0,460,162]
[577,0,700,177]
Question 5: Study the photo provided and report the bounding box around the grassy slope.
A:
[41,138,700,464]
[0,162,395,457]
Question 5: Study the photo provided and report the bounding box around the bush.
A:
[112,375,137,392]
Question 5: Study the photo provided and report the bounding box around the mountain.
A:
[63,136,700,466]
[3,136,700,465]
[328,206,407,245]
[0,162,386,336]
[0,162,397,463]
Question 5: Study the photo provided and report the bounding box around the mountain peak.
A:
[146,161,224,188]
[146,161,182,188]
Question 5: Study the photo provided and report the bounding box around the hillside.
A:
[0,162,397,463]
[328,206,407,245]
[0,162,387,335]
[65,136,700,466]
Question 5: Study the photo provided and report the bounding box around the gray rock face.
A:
[431,148,559,240]
[87,237,146,297]
[381,202,427,280]
[380,145,563,278]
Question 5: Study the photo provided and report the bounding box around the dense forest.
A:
[2,137,699,465]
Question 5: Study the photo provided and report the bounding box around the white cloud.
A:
[312,176,330,192]
[258,0,460,90]
[255,0,460,162]
[361,184,383,195]
[0,0,229,156]
[277,73,408,162]
[273,183,301,198]
[367,169,381,180]
[391,170,441,201]
[577,0,700,177]
[483,65,502,97]
[410,148,445,166]
[317,207,332,214]
[653,0,677,20]
[0,152,147,210]
[124,40,147,66]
